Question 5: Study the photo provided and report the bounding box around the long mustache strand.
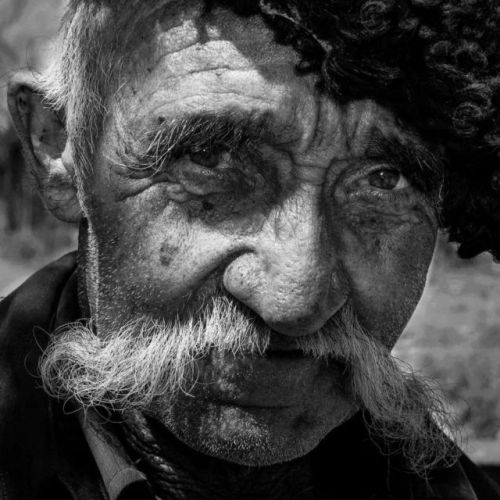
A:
[39,297,459,475]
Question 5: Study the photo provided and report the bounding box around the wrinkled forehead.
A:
[122,0,303,101]
[154,0,282,59]
[105,0,413,155]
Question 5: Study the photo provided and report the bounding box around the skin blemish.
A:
[165,184,194,202]
[82,6,440,478]
[160,241,177,266]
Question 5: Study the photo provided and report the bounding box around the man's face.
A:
[81,2,438,464]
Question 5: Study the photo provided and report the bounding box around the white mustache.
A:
[39,296,359,409]
[39,295,459,475]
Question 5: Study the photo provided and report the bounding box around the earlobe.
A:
[7,71,82,223]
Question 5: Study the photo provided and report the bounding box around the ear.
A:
[7,71,82,222]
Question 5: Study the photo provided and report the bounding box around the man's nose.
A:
[223,188,347,337]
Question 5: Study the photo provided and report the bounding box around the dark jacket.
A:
[0,254,499,500]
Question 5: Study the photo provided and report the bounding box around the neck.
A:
[115,413,317,500]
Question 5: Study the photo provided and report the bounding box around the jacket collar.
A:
[77,411,153,500]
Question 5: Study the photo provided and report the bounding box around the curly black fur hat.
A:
[211,0,500,259]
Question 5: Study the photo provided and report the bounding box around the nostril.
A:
[262,292,348,337]
[223,253,262,303]
[223,251,348,337]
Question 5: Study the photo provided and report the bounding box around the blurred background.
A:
[0,0,499,479]
[0,0,75,290]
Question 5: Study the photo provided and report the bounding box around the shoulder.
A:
[0,251,78,397]
[416,453,500,500]
[0,251,77,340]
[0,250,78,416]
[0,252,78,494]
[459,454,500,500]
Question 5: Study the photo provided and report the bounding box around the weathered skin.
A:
[9,2,438,498]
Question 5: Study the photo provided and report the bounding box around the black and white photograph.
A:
[0,1,499,498]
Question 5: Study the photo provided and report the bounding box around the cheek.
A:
[338,206,436,346]
[87,188,195,318]
[87,184,253,324]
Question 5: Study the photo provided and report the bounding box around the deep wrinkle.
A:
[6,1,500,499]
[41,5,441,481]
[107,103,443,221]
[110,109,293,177]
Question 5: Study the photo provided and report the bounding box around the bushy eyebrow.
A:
[364,129,444,194]
[111,107,445,200]
[112,110,274,174]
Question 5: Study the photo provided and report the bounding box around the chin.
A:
[152,393,357,466]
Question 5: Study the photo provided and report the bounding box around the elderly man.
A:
[1,0,500,498]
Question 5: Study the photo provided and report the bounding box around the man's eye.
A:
[367,168,409,190]
[188,147,225,168]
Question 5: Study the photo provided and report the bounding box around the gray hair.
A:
[39,0,177,180]
[39,295,459,476]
